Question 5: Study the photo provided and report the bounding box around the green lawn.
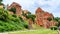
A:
[8,29,58,34]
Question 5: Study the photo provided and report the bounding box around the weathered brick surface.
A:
[8,2,22,16]
[7,2,57,28]
[35,7,57,28]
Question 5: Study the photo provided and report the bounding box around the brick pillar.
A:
[16,6,22,16]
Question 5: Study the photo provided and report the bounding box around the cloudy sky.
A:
[3,0,60,17]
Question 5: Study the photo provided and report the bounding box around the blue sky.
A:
[3,0,60,17]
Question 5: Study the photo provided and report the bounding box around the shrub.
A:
[0,20,24,32]
[12,14,17,18]
[50,26,57,30]
[0,8,29,32]
[9,7,16,14]
[24,24,28,29]
[23,20,29,29]
[47,17,52,21]
[0,9,9,21]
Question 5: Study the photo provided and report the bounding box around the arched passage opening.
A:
[8,2,22,16]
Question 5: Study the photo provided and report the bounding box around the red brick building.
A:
[35,7,57,28]
[8,2,22,16]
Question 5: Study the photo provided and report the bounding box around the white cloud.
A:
[36,0,60,17]
[3,0,60,17]
[37,0,60,11]
[3,0,37,13]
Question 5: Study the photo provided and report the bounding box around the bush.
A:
[12,14,17,18]
[0,20,23,32]
[24,24,28,29]
[0,9,9,21]
[0,8,29,32]
[47,17,52,21]
[50,26,57,30]
[23,20,29,29]
[9,7,16,14]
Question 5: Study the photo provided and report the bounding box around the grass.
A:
[8,29,58,34]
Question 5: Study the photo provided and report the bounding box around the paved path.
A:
[0,30,38,34]
[0,33,8,34]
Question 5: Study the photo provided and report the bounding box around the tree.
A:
[47,17,52,21]
[53,17,60,27]
[9,7,16,14]
[0,0,2,2]
[53,17,60,22]
[26,14,36,22]
[0,8,9,21]
[0,0,3,5]
[22,11,36,22]
[57,20,60,27]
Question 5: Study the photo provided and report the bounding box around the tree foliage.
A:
[0,0,3,5]
[53,17,60,27]
[9,7,16,14]
[47,17,52,21]
[0,0,2,2]
[0,8,29,32]
[53,17,60,22]
[22,11,36,22]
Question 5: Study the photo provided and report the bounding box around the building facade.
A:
[35,7,57,28]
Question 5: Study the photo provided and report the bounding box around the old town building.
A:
[35,7,57,28]
[7,2,22,16]
[7,2,57,28]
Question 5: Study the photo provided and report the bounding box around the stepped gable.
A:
[36,7,43,13]
[43,12,54,18]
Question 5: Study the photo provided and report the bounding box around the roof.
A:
[10,2,21,7]
[36,7,43,13]
[7,2,21,9]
